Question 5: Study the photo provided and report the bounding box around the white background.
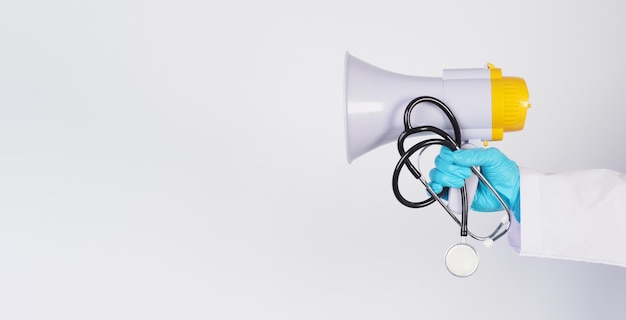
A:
[1,0,626,319]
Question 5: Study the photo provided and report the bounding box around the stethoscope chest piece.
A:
[445,242,479,277]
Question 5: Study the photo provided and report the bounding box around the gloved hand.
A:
[429,147,521,222]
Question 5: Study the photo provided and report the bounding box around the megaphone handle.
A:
[447,141,481,216]
[447,174,479,214]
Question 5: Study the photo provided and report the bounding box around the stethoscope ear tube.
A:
[392,137,459,208]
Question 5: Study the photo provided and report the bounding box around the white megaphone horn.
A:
[344,52,530,163]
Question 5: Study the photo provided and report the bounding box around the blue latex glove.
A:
[429,147,521,222]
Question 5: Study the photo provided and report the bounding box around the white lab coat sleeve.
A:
[516,167,626,267]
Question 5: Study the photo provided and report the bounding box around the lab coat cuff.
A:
[507,217,521,254]
[518,167,544,256]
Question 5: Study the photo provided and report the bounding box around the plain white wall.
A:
[1,0,625,319]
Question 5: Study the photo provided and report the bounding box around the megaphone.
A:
[343,52,531,277]
[344,52,530,163]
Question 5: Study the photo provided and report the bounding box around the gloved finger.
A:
[434,153,473,180]
[427,182,449,200]
[438,146,453,162]
[429,167,467,189]
[451,148,508,167]
[428,182,444,195]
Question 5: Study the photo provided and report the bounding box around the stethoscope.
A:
[392,96,514,277]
